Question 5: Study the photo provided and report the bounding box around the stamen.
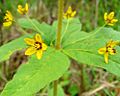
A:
[34,42,42,50]
[112,49,116,53]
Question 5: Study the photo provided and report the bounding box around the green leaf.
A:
[18,18,81,45]
[18,18,42,33]
[52,18,82,43]
[62,31,88,47]
[0,34,32,62]
[18,18,55,44]
[63,27,120,76]
[1,47,70,96]
[48,85,65,96]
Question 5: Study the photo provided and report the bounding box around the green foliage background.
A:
[1,0,120,96]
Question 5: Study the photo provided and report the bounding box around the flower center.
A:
[34,42,42,50]
[66,13,72,18]
[21,9,27,14]
[106,18,112,23]
[112,48,116,53]
[106,46,116,54]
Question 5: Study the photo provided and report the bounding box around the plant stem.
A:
[54,0,64,96]
[63,24,106,48]
[15,21,28,35]
[53,80,58,96]
[56,0,64,49]
[26,15,45,36]
[61,19,70,42]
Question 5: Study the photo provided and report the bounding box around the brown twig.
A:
[81,81,118,96]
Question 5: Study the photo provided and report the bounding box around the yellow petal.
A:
[36,50,43,59]
[108,12,114,20]
[24,38,35,46]
[17,5,24,14]
[71,11,76,17]
[17,9,23,15]
[107,23,114,26]
[35,34,42,42]
[6,11,13,20]
[4,10,13,22]
[98,47,106,54]
[104,12,108,20]
[42,43,47,50]
[67,6,72,13]
[112,41,120,47]
[111,19,118,23]
[104,52,109,64]
[25,3,28,12]
[25,47,36,55]
[107,40,113,47]
[3,21,12,27]
[18,5,22,9]
[107,40,119,48]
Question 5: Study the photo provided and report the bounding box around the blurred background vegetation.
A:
[0,0,120,96]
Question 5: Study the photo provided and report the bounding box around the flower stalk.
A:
[54,0,64,96]
[53,80,58,96]
[61,19,70,42]
[56,0,64,49]
[26,14,45,37]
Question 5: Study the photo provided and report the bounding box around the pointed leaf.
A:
[0,34,32,62]
[1,47,70,96]
[18,18,54,44]
[63,27,120,76]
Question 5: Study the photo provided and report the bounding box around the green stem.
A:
[53,80,58,96]
[56,0,64,49]
[15,21,28,35]
[26,15,45,36]
[54,0,64,96]
[64,24,106,47]
[61,19,70,42]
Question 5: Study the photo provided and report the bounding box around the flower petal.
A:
[104,12,108,20]
[71,11,76,17]
[24,38,35,46]
[17,5,24,14]
[111,19,118,23]
[108,12,114,20]
[36,50,43,59]
[67,6,72,13]
[35,34,42,42]
[108,23,114,26]
[42,43,47,50]
[98,47,106,54]
[25,3,28,12]
[25,47,36,55]
[3,21,12,27]
[104,52,109,64]
[107,40,119,48]
[6,10,13,21]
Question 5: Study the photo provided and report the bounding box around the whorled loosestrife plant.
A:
[1,1,120,96]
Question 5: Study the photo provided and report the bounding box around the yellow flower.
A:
[98,40,119,63]
[104,12,118,26]
[3,10,13,27]
[24,34,47,59]
[63,6,76,19]
[17,3,28,15]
